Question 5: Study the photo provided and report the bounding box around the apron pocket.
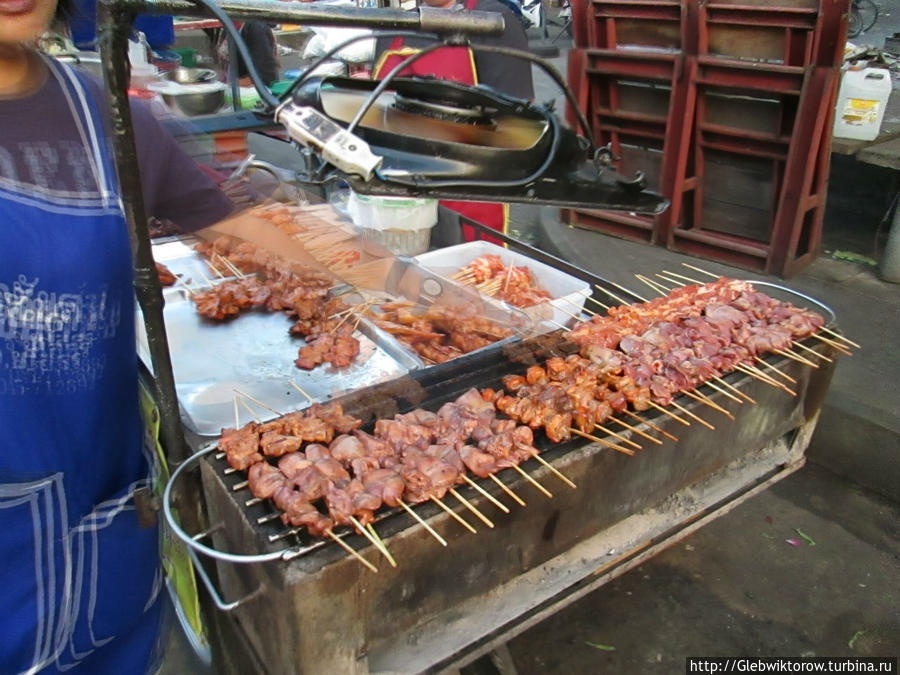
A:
[67,484,161,659]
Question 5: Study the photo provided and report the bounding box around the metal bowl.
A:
[165,67,219,85]
[159,86,226,116]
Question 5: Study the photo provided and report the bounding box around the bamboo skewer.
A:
[397,499,448,546]
[449,489,495,528]
[623,409,679,442]
[656,273,686,288]
[735,364,796,396]
[648,401,691,426]
[641,273,674,293]
[173,275,196,297]
[233,388,283,418]
[549,320,571,332]
[245,497,262,507]
[216,254,245,278]
[325,529,379,574]
[510,464,554,497]
[232,480,249,491]
[683,389,734,419]
[525,451,578,489]
[363,522,398,568]
[808,333,853,355]
[195,269,216,289]
[595,424,643,451]
[577,288,610,311]
[568,427,635,456]
[712,377,756,404]
[754,357,797,384]
[670,400,714,430]
[634,274,669,296]
[558,295,597,317]
[704,379,747,404]
[747,365,797,395]
[819,326,860,349]
[233,396,240,429]
[775,348,818,367]
[554,304,587,322]
[430,496,477,533]
[236,398,262,423]
[207,262,226,279]
[594,284,633,307]
[661,270,703,285]
[681,262,719,279]
[462,476,510,513]
[793,341,834,362]
[289,381,315,403]
[257,512,281,525]
[608,416,664,445]
[609,280,648,303]
[489,474,527,506]
[502,264,513,295]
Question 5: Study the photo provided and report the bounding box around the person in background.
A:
[0,0,233,671]
[217,20,280,87]
[373,0,534,243]
[67,0,174,51]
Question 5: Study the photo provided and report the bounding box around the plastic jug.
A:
[833,66,893,142]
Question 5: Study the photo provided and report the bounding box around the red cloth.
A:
[372,0,507,243]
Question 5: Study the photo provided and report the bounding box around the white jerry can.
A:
[833,66,893,142]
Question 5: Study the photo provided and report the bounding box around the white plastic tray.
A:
[415,241,591,330]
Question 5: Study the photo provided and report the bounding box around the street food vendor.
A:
[373,0,534,243]
[0,0,233,672]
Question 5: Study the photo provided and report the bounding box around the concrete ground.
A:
[158,10,899,674]
[506,464,899,673]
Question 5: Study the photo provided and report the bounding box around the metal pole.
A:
[112,0,505,36]
[227,32,241,110]
[878,192,900,283]
[97,3,190,465]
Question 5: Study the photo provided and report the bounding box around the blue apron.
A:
[0,59,162,674]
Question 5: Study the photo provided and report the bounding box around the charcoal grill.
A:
[164,327,837,674]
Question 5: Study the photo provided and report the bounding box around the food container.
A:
[149,79,227,116]
[415,240,591,330]
[348,191,438,256]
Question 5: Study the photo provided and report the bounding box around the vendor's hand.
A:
[196,207,334,276]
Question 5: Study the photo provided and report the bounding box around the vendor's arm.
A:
[197,209,333,274]
[129,97,235,230]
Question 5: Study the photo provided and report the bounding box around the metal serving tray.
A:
[140,240,421,436]
[338,256,534,369]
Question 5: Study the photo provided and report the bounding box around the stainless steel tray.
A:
[141,239,421,436]
[339,257,534,368]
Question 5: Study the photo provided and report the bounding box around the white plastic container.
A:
[415,241,591,332]
[348,192,438,256]
[833,66,893,141]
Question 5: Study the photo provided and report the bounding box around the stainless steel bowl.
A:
[159,86,226,116]
[156,67,226,116]
[165,67,219,85]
